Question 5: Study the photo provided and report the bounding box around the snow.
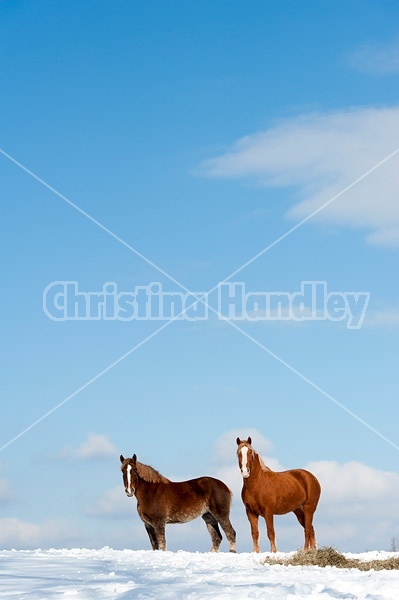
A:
[0,548,398,599]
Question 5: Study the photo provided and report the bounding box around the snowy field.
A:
[0,548,398,599]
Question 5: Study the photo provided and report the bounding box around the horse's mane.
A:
[136,461,170,484]
[256,451,272,473]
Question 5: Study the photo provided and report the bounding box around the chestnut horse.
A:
[236,437,321,552]
[120,454,236,552]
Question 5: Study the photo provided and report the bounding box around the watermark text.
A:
[43,281,370,329]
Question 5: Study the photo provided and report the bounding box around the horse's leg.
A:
[246,509,260,553]
[293,507,310,550]
[144,523,159,550]
[153,522,167,551]
[217,515,236,553]
[202,512,222,552]
[264,510,277,553]
[303,474,320,550]
[207,489,236,552]
[303,506,316,550]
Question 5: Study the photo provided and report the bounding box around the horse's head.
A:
[236,437,253,479]
[120,454,138,497]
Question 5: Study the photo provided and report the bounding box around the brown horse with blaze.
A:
[236,437,321,552]
[120,453,236,552]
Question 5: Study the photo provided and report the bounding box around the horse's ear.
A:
[120,455,125,463]
[132,453,137,464]
[247,436,252,445]
[236,437,241,446]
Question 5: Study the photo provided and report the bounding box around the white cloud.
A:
[0,518,81,549]
[307,460,399,507]
[199,107,399,246]
[60,433,118,461]
[306,460,399,550]
[348,40,399,74]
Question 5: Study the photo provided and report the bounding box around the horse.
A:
[120,454,236,552]
[236,437,321,553]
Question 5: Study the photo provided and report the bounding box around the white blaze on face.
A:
[240,446,250,478]
[126,464,132,494]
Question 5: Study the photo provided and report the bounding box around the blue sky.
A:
[1,1,399,553]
